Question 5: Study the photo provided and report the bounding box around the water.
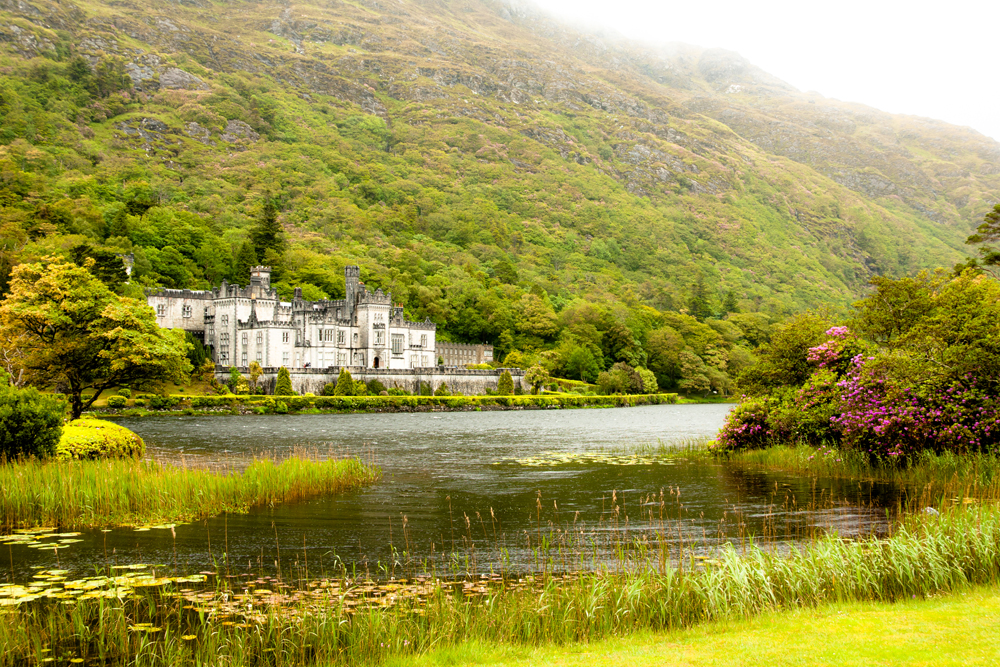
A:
[3,405,902,580]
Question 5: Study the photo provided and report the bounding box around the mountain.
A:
[0,0,997,348]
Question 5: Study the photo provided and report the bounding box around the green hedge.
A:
[55,418,145,460]
[121,393,678,414]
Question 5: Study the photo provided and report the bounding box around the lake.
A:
[3,404,902,580]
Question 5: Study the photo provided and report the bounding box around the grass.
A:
[692,443,1000,501]
[2,504,1000,665]
[0,455,381,530]
[388,584,1000,666]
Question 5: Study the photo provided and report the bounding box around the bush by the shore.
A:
[55,418,145,460]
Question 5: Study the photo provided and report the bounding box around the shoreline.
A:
[87,392,692,418]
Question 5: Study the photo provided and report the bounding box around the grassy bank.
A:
[0,455,380,530]
[92,392,679,417]
[694,443,1000,501]
[2,504,1000,665]
[390,583,1000,666]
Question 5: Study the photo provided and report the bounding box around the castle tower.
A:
[251,266,271,290]
[345,265,360,320]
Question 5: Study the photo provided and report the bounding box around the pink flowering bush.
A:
[833,356,1000,459]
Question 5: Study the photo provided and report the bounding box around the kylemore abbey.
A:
[147,265,507,394]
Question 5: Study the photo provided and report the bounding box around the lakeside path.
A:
[391,585,1000,666]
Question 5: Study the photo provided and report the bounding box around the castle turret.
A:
[345,265,360,321]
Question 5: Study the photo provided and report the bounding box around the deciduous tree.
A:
[0,258,191,419]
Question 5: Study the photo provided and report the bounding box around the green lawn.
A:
[388,585,1000,666]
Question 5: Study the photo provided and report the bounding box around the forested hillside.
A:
[1,0,997,391]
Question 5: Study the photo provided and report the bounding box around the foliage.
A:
[247,361,263,393]
[433,382,450,396]
[497,370,514,396]
[274,366,294,395]
[0,258,191,418]
[365,379,386,395]
[636,367,658,393]
[524,365,550,394]
[117,388,131,398]
[0,379,64,459]
[334,368,354,396]
[55,418,144,460]
[966,203,1000,267]
[719,272,1000,458]
[106,395,127,408]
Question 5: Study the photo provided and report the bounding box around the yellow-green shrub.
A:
[55,419,145,460]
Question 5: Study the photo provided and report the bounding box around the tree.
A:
[0,258,191,419]
[678,349,711,395]
[565,346,599,382]
[689,278,714,321]
[234,241,258,286]
[497,370,514,396]
[637,367,658,393]
[249,195,286,264]
[0,373,65,458]
[274,366,294,395]
[70,243,128,293]
[334,368,355,396]
[248,361,263,393]
[228,366,242,390]
[524,365,550,394]
[966,203,1000,269]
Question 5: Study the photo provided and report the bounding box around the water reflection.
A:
[3,405,903,580]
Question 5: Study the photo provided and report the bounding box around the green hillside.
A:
[0,0,996,390]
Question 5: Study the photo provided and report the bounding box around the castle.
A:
[148,265,437,371]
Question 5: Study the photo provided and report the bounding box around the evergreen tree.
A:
[689,279,714,321]
[722,290,740,315]
[274,366,294,395]
[334,368,354,396]
[70,244,128,293]
[250,195,286,262]
[234,241,258,286]
[497,370,514,396]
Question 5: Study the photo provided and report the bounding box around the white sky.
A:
[530,0,1000,142]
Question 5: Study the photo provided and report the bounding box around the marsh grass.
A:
[1,504,999,666]
[0,455,381,530]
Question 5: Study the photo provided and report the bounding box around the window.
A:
[421,334,427,348]
[391,334,404,355]
[241,351,247,366]
[375,330,384,346]
[318,329,323,342]
[256,332,263,345]
[220,348,229,363]
[242,333,248,345]
[339,352,347,366]
[221,315,229,327]
[182,305,192,318]
[256,351,262,363]
[337,330,345,345]
[325,329,334,342]
[318,350,324,367]
[282,351,289,365]
[282,331,289,343]
[156,304,166,317]
[353,333,358,345]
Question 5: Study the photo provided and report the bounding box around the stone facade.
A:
[148,265,437,370]
[437,342,494,367]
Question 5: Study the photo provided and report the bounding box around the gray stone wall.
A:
[220,367,525,396]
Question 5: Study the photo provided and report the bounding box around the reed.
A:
[663,442,1000,501]
[2,504,999,666]
[0,455,380,530]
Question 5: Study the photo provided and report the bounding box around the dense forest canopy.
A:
[0,0,997,390]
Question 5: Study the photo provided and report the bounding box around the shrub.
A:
[149,394,179,410]
[334,369,355,396]
[56,419,145,460]
[117,388,132,398]
[714,397,774,451]
[434,382,451,396]
[497,370,514,396]
[353,380,368,396]
[637,367,658,393]
[0,384,65,459]
[419,381,432,396]
[366,379,386,395]
[387,387,409,396]
[322,382,337,396]
[106,395,127,408]
[274,367,295,396]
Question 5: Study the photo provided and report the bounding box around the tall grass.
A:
[0,455,380,530]
[670,442,1000,501]
[1,504,998,666]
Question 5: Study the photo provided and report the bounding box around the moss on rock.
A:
[56,418,145,460]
